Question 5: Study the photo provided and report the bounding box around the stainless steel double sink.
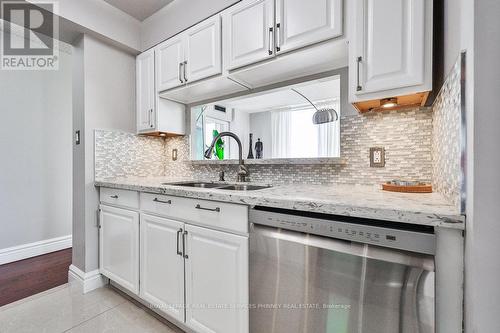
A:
[162,182,271,191]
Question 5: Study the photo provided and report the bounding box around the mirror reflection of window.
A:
[203,117,230,159]
[270,99,340,158]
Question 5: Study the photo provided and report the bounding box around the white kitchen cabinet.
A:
[349,0,433,106]
[185,15,222,83]
[156,36,185,92]
[184,224,249,333]
[275,0,343,55]
[222,0,275,70]
[136,50,156,132]
[99,205,139,294]
[156,15,222,92]
[140,214,185,322]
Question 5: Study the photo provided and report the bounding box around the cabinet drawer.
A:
[100,188,139,209]
[140,193,248,234]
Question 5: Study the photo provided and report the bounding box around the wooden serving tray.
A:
[382,183,432,193]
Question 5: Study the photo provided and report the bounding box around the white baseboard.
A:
[68,264,108,294]
[0,235,72,265]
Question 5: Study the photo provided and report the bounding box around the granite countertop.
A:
[95,176,465,230]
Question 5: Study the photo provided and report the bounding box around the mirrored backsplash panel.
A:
[190,76,341,161]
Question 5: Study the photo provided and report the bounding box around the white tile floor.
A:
[0,284,183,333]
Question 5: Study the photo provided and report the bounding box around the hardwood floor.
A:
[0,248,72,307]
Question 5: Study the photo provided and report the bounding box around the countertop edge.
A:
[94,181,465,230]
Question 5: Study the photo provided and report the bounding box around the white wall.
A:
[465,0,500,332]
[72,34,136,272]
[27,0,141,52]
[0,34,73,252]
[141,0,240,50]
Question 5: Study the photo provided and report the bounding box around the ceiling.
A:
[221,77,341,113]
[103,0,175,21]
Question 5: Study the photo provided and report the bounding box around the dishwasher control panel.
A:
[250,208,436,255]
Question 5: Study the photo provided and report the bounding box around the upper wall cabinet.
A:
[185,16,222,82]
[222,0,275,70]
[136,50,156,132]
[349,0,433,111]
[137,49,186,136]
[156,15,222,92]
[223,0,343,71]
[275,0,343,54]
[156,36,184,92]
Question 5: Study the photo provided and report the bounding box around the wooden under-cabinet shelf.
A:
[353,92,430,113]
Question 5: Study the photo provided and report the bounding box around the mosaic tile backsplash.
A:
[95,108,434,187]
[94,130,165,179]
[431,56,463,210]
[164,108,433,185]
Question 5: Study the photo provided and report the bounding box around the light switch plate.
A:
[370,147,385,167]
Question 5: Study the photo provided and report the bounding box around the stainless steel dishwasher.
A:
[249,207,435,333]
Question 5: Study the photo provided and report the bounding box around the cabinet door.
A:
[99,205,139,294]
[276,0,343,54]
[136,50,155,132]
[185,15,222,83]
[140,214,185,322]
[355,0,426,94]
[185,225,249,333]
[156,37,185,92]
[222,0,275,70]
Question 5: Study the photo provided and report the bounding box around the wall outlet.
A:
[370,147,385,167]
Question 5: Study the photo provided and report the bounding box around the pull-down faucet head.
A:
[204,131,249,182]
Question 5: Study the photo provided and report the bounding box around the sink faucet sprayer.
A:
[204,132,249,182]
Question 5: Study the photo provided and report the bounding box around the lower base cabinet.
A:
[185,224,249,333]
[99,194,249,333]
[140,214,185,322]
[99,205,140,294]
[138,213,249,333]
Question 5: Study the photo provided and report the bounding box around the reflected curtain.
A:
[271,110,292,158]
[317,99,340,157]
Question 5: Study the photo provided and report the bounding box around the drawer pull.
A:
[176,228,183,256]
[195,204,220,212]
[153,198,172,204]
[110,195,119,199]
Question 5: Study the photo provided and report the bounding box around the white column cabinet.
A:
[222,0,275,70]
[140,214,185,323]
[156,15,222,92]
[184,224,249,333]
[275,0,343,55]
[156,37,185,92]
[99,205,139,294]
[136,50,156,132]
[349,0,432,102]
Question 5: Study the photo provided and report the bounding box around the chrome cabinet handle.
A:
[176,228,183,256]
[356,56,362,91]
[182,230,189,259]
[195,204,220,212]
[153,197,171,204]
[268,27,274,55]
[110,195,118,199]
[276,23,281,52]
[179,62,184,83]
[149,109,154,128]
[183,60,188,82]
